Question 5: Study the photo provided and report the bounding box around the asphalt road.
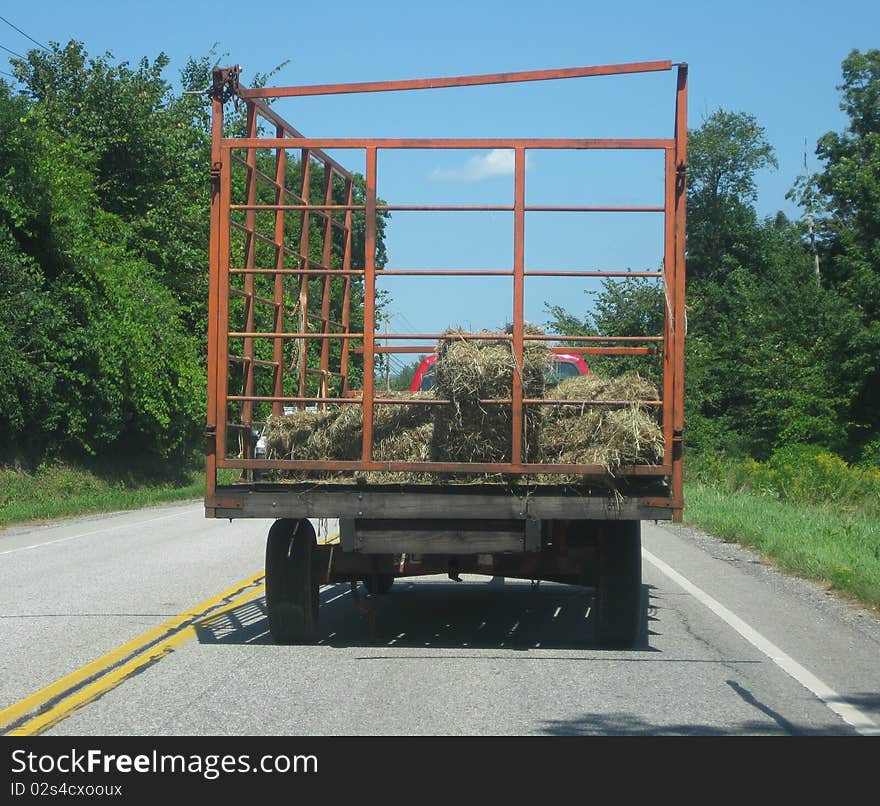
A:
[1,501,878,736]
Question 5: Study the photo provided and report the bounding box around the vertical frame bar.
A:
[339,177,354,396]
[672,64,689,521]
[297,149,312,402]
[272,128,287,415]
[662,147,676,471]
[318,163,336,409]
[241,106,258,455]
[511,147,526,465]
[361,147,378,462]
[205,73,225,511]
[217,145,233,466]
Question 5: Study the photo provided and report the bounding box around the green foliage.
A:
[13,41,212,322]
[545,276,663,385]
[0,49,207,466]
[687,109,777,283]
[684,479,880,609]
[0,461,204,528]
[685,215,851,458]
[0,41,388,470]
[689,445,880,517]
[790,49,880,457]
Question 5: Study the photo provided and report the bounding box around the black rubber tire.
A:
[265,518,319,644]
[594,520,643,648]
[362,574,395,596]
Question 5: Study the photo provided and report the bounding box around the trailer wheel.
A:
[594,520,643,648]
[362,574,395,596]
[265,518,319,644]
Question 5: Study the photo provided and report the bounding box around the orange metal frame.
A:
[205,60,688,519]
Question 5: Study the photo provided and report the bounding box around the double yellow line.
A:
[2,531,341,736]
[0,573,267,736]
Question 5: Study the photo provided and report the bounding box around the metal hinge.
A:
[209,66,241,105]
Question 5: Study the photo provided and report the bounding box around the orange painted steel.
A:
[205,62,688,515]
[225,137,674,150]
[238,60,674,98]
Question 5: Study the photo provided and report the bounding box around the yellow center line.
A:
[7,584,268,736]
[0,572,266,736]
[2,530,341,736]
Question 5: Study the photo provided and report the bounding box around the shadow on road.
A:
[195,578,663,651]
[536,710,854,736]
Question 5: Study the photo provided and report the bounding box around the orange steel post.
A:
[662,147,676,477]
[241,106,258,453]
[511,147,526,464]
[216,148,233,466]
[361,148,378,461]
[205,69,227,512]
[272,126,287,415]
[339,177,354,396]
[318,164,335,408]
[297,150,312,402]
[672,64,689,521]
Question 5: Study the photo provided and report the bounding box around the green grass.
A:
[0,463,207,529]
[684,480,880,612]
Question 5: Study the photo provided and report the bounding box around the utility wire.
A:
[0,68,16,79]
[0,14,48,51]
[0,42,25,59]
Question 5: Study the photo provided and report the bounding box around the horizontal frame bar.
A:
[226,396,662,407]
[229,203,665,214]
[238,60,673,99]
[218,457,672,475]
[224,138,674,150]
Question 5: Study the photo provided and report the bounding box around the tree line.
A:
[1,43,877,472]
[0,42,383,473]
[548,49,880,467]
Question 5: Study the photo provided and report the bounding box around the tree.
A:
[792,50,880,460]
[545,277,663,385]
[0,45,212,467]
[687,109,777,283]
[1,41,391,467]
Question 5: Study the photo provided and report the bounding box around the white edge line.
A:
[642,547,880,737]
[0,505,203,556]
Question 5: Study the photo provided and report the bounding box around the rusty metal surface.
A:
[238,60,674,98]
[205,61,688,514]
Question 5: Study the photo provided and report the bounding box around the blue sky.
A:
[2,0,877,367]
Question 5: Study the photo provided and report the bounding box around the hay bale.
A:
[435,327,550,402]
[432,327,550,466]
[547,372,659,403]
[307,391,434,461]
[260,361,663,484]
[361,421,436,483]
[540,371,664,473]
[264,411,326,460]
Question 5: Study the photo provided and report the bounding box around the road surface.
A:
[1,501,878,735]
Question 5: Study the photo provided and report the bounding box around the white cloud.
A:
[431,149,520,181]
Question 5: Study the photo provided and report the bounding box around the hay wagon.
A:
[204,60,688,648]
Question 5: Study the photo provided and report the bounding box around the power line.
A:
[0,42,25,59]
[0,14,48,51]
